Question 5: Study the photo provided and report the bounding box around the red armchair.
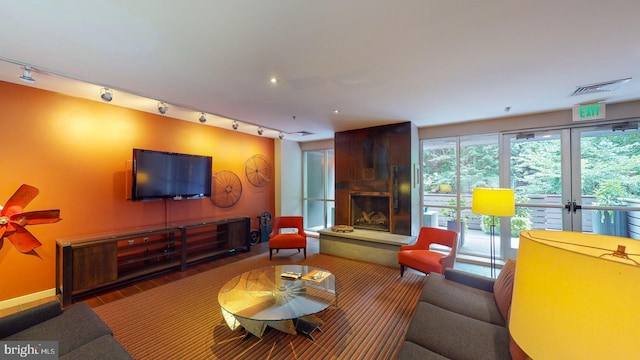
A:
[398,226,458,276]
[269,216,307,260]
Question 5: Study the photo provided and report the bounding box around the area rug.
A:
[94,253,425,359]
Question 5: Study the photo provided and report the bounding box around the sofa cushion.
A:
[420,273,505,326]
[60,334,132,360]
[4,302,113,356]
[493,259,516,320]
[397,340,450,360]
[0,301,62,339]
[405,301,511,360]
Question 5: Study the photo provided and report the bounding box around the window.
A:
[303,149,335,231]
[422,135,500,259]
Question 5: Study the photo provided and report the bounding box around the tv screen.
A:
[131,149,212,201]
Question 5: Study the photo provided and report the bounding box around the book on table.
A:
[302,270,331,282]
[280,271,302,280]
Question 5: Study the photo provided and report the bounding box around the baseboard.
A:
[0,288,57,310]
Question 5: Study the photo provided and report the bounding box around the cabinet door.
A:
[226,218,249,250]
[72,242,118,292]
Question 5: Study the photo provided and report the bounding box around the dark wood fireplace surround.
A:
[335,122,419,236]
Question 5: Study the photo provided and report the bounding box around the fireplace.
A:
[350,193,391,232]
[335,122,419,235]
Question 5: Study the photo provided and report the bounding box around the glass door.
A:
[505,121,640,259]
[504,129,568,259]
[572,123,640,238]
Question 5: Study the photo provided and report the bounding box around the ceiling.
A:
[1,1,640,142]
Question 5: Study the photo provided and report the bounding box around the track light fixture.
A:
[199,113,207,123]
[100,87,113,102]
[278,132,284,139]
[158,102,168,114]
[232,120,239,130]
[257,127,264,136]
[19,67,35,83]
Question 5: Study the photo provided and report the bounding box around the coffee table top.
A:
[218,265,337,321]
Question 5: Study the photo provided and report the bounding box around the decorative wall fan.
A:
[244,154,272,187]
[0,184,61,253]
[211,170,242,208]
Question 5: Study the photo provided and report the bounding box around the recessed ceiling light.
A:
[269,77,278,85]
[333,109,340,114]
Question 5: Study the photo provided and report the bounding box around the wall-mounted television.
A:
[131,148,212,201]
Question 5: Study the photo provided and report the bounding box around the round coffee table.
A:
[218,265,337,339]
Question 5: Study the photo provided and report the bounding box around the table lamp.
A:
[510,230,640,359]
[471,187,515,278]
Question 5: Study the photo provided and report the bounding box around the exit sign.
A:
[572,103,606,122]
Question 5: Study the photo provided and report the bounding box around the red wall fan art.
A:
[0,184,61,253]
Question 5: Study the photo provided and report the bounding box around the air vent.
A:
[290,130,314,136]
[571,78,631,96]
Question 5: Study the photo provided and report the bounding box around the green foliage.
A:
[592,179,631,223]
[480,215,531,237]
[439,198,472,221]
[592,179,630,206]
[423,140,499,194]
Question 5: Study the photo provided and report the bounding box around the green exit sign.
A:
[572,103,606,122]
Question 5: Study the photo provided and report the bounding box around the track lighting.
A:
[278,132,284,139]
[19,67,35,83]
[232,120,239,130]
[199,113,207,123]
[158,102,168,114]
[257,127,264,136]
[100,88,113,102]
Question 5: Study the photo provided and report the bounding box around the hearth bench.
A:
[0,300,132,359]
[398,260,524,360]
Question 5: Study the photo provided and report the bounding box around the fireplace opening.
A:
[350,193,391,232]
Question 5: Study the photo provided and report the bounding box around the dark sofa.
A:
[398,260,521,360]
[0,300,131,360]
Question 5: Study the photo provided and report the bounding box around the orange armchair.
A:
[269,216,307,260]
[398,226,458,276]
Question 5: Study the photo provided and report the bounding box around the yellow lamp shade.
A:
[471,188,515,216]
[510,230,640,359]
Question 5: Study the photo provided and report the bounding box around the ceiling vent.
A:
[290,130,314,136]
[571,78,631,96]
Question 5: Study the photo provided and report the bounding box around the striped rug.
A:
[94,253,425,360]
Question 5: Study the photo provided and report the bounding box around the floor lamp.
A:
[471,188,515,278]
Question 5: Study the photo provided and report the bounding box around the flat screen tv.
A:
[131,148,212,201]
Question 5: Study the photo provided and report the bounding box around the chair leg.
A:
[270,249,273,260]
[303,248,307,259]
[400,264,405,277]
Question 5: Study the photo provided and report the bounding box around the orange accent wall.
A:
[0,81,274,302]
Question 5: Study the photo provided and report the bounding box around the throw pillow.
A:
[279,227,298,234]
[493,259,516,321]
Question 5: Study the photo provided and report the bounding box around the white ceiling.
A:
[1,0,640,142]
